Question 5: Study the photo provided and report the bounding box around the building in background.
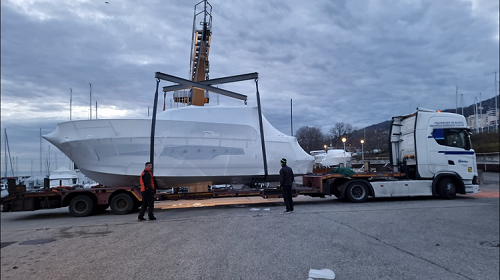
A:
[466,109,499,132]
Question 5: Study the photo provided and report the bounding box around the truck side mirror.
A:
[465,131,472,150]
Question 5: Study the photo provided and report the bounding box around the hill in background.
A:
[363,96,498,130]
[356,96,499,153]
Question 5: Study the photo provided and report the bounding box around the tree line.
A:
[295,122,499,155]
[295,122,390,155]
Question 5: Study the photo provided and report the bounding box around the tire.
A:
[438,178,457,199]
[345,181,369,203]
[110,193,134,215]
[69,195,95,217]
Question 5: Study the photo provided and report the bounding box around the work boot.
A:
[149,216,156,220]
[138,217,146,221]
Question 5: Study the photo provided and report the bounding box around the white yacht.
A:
[310,150,327,165]
[322,149,352,167]
[44,106,314,188]
[311,148,352,168]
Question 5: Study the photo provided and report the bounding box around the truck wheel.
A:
[110,193,134,215]
[69,195,95,217]
[346,181,368,203]
[439,178,457,199]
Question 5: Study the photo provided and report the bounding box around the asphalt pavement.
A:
[1,172,498,280]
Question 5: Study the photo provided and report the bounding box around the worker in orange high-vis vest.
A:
[138,162,156,221]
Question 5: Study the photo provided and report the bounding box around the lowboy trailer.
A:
[1,185,143,217]
[0,185,302,217]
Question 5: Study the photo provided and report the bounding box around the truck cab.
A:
[390,108,478,195]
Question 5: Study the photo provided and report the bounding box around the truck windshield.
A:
[432,128,471,150]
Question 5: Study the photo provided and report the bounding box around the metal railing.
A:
[476,152,499,163]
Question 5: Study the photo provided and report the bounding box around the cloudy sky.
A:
[1,0,498,176]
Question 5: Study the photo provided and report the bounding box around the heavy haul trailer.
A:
[0,185,296,217]
[1,185,143,217]
[303,108,480,202]
[0,179,329,217]
[0,177,300,217]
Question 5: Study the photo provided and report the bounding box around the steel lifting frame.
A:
[158,72,259,102]
[150,72,268,180]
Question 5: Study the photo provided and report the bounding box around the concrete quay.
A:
[1,172,498,280]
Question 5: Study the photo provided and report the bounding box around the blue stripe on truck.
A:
[438,151,475,155]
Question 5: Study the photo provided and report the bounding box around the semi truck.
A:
[1,108,480,216]
[303,108,480,202]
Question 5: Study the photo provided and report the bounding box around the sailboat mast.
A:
[89,83,92,120]
[495,72,498,132]
[290,99,293,136]
[474,97,479,133]
[4,129,6,177]
[4,129,15,177]
[479,93,482,132]
[460,94,464,115]
[40,128,42,175]
[70,88,72,121]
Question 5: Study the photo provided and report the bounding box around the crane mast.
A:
[184,0,212,106]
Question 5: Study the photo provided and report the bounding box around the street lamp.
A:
[324,144,327,153]
[360,139,364,162]
[342,137,347,167]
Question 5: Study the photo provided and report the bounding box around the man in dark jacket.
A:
[279,158,294,213]
[138,162,156,221]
